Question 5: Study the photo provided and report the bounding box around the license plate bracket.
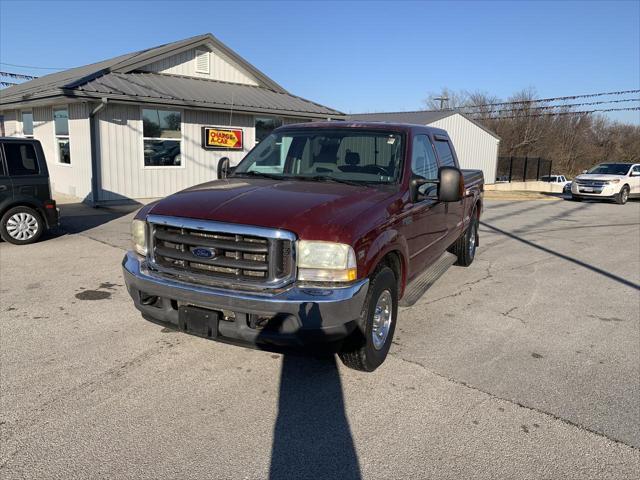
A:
[179,305,220,338]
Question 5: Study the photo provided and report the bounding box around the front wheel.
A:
[616,186,630,205]
[449,212,478,267]
[339,266,398,372]
[0,206,44,245]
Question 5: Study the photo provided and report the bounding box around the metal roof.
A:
[347,110,500,140]
[0,33,341,117]
[71,72,342,117]
[347,110,454,124]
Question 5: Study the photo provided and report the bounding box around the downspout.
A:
[89,98,108,206]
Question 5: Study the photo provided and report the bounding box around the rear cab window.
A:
[3,142,40,176]
[434,138,456,167]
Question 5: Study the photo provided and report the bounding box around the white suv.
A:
[571,163,640,205]
[541,174,570,186]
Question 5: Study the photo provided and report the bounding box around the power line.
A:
[0,61,66,70]
[458,89,640,109]
[476,106,640,120]
[0,71,38,80]
[466,98,640,115]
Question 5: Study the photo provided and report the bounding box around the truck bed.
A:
[462,169,484,189]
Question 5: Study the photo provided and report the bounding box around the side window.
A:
[411,135,439,180]
[434,139,456,167]
[3,143,40,176]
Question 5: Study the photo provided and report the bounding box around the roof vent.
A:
[195,49,210,74]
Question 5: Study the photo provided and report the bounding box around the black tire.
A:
[0,206,44,245]
[449,211,478,267]
[616,186,630,205]
[338,266,398,372]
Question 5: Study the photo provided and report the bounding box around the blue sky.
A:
[1,0,639,123]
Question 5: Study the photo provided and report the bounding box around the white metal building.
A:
[0,34,342,203]
[347,111,500,183]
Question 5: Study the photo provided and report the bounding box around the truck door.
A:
[433,137,465,244]
[402,134,448,280]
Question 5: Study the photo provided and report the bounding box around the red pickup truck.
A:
[123,122,483,371]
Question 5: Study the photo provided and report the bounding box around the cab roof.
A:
[277,121,449,137]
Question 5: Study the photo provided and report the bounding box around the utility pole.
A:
[434,96,449,110]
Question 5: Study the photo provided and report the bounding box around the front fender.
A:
[356,227,409,295]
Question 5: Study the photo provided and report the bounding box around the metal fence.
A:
[496,157,552,182]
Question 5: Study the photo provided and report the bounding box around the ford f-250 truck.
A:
[123,122,483,371]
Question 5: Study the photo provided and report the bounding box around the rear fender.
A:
[0,195,48,226]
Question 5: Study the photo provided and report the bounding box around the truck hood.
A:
[575,174,625,182]
[147,177,395,241]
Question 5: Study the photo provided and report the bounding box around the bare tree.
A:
[423,86,639,176]
[424,88,467,110]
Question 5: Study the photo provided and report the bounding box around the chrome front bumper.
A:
[122,252,369,347]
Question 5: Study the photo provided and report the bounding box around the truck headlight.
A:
[297,241,357,282]
[131,219,147,256]
[607,179,620,184]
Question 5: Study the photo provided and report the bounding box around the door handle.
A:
[0,185,8,191]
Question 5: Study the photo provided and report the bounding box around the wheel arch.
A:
[0,198,47,223]
[378,250,405,298]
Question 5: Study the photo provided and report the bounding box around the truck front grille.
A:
[147,216,295,289]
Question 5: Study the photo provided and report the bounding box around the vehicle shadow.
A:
[269,353,362,480]
[258,303,361,480]
[58,201,141,235]
[480,220,640,291]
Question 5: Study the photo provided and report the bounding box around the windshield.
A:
[586,163,631,175]
[233,129,404,184]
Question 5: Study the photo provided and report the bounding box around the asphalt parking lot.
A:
[1,197,639,479]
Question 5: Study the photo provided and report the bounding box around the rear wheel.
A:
[449,211,478,267]
[0,206,44,245]
[339,266,398,372]
[616,186,630,205]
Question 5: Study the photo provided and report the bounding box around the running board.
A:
[399,252,457,307]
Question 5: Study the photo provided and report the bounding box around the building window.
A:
[142,109,182,167]
[22,112,33,137]
[255,117,283,144]
[54,108,71,164]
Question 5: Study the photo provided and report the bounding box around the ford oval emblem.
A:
[192,247,215,259]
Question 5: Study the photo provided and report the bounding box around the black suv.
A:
[0,138,59,245]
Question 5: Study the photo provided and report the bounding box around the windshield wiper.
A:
[306,175,364,187]
[232,171,287,181]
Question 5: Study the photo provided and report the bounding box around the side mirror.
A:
[582,170,588,174]
[630,171,640,177]
[410,177,427,203]
[217,157,234,179]
[438,166,463,202]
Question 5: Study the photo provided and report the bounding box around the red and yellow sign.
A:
[202,127,244,150]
